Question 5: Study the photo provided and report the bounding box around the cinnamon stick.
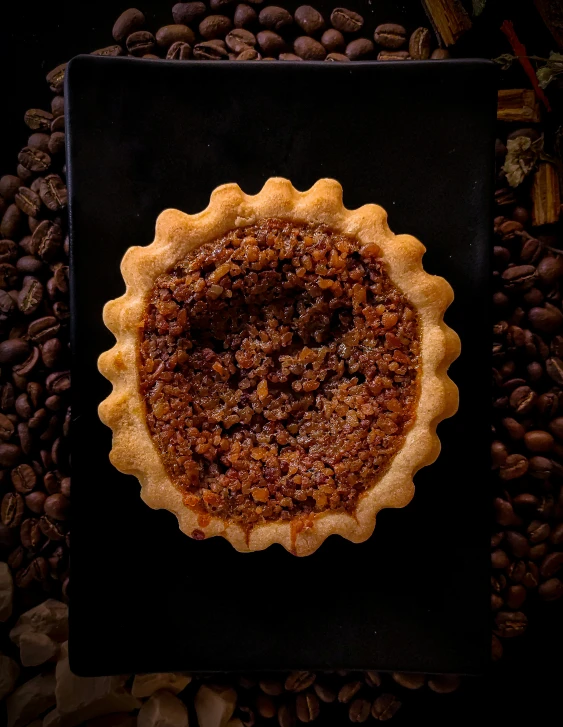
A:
[421,0,472,47]
[531,162,561,226]
[497,89,541,123]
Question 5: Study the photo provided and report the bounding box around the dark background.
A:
[1,0,562,725]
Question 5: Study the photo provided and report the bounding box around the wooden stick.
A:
[497,89,541,123]
[421,0,472,47]
[531,162,561,226]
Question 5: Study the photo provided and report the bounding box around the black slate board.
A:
[66,56,495,677]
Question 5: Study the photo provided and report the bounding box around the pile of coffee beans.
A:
[1,3,563,726]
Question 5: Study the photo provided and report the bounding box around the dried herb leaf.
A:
[503,136,544,188]
[472,0,487,17]
[493,53,517,71]
[536,51,563,89]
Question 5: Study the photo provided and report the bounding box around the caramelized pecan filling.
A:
[139,219,420,525]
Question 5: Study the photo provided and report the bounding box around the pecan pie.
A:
[98,178,460,555]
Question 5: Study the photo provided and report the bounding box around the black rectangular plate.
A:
[67,56,495,677]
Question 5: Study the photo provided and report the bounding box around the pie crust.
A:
[98,178,460,556]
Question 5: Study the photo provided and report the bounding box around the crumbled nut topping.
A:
[139,219,419,525]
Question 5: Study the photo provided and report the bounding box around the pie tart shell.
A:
[98,178,460,556]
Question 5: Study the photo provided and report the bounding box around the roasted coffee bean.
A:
[378,50,410,61]
[44,492,70,521]
[509,385,537,415]
[8,544,24,569]
[502,417,525,440]
[29,408,47,430]
[18,277,43,315]
[27,133,51,153]
[345,38,374,60]
[325,52,350,61]
[200,15,233,39]
[338,681,362,703]
[427,676,461,694]
[15,187,41,217]
[18,146,51,173]
[17,164,33,183]
[294,6,324,35]
[502,264,537,291]
[348,698,371,723]
[39,514,65,541]
[234,4,258,27]
[0,338,29,365]
[173,2,207,24]
[48,132,66,156]
[1,491,24,527]
[156,24,196,48]
[505,530,529,558]
[259,679,284,696]
[524,430,553,452]
[53,302,69,321]
[113,8,145,43]
[32,220,62,261]
[277,703,295,727]
[226,29,256,52]
[374,24,407,49]
[391,673,425,690]
[499,453,529,480]
[278,52,300,60]
[528,519,551,542]
[20,517,42,549]
[194,41,229,59]
[167,41,193,59]
[320,28,345,52]
[1,382,15,411]
[17,256,44,275]
[259,6,293,30]
[51,115,65,132]
[257,30,286,55]
[39,175,67,211]
[0,413,15,441]
[409,27,431,59]
[431,48,450,59]
[528,304,563,334]
[294,36,326,59]
[126,30,156,55]
[1,204,23,238]
[528,456,552,479]
[24,109,53,132]
[285,671,316,692]
[330,8,363,33]
[0,523,16,550]
[539,577,563,601]
[15,393,33,420]
[371,694,401,720]
[530,542,548,560]
[18,422,32,455]
[491,549,510,569]
[91,45,124,57]
[0,175,22,200]
[256,695,276,719]
[45,371,70,395]
[0,264,18,290]
[15,564,35,589]
[295,692,320,723]
[210,0,235,8]
[546,357,563,386]
[25,491,46,515]
[541,552,563,578]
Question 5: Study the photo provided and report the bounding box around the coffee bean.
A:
[345,38,374,60]
[330,8,363,33]
[0,413,15,441]
[256,30,286,55]
[1,204,23,238]
[317,29,345,54]
[45,371,70,395]
[501,417,525,440]
[546,357,563,386]
[338,681,361,703]
[509,385,537,415]
[39,514,65,541]
[20,517,42,550]
[374,24,407,50]
[256,695,276,719]
[427,676,461,694]
[167,41,193,60]
[259,6,293,31]
[18,146,51,173]
[325,52,350,62]
[18,277,43,316]
[294,36,326,60]
[377,50,410,61]
[234,4,258,28]
[528,519,551,542]
[409,27,432,60]
[295,692,320,722]
[539,577,563,601]
[92,45,124,57]
[17,165,34,183]
[194,41,229,59]
[0,339,29,365]
[48,132,66,156]
[431,48,450,59]
[226,29,256,52]
[16,393,33,420]
[391,673,425,690]
[173,2,207,24]
[113,8,146,43]
[524,430,553,452]
[0,241,18,265]
[24,109,53,132]
[15,564,35,589]
[32,220,62,261]
[53,302,69,321]
[18,422,32,455]
[277,703,295,727]
[278,53,301,60]
[371,694,401,720]
[285,671,316,692]
[1,491,24,526]
[27,133,51,153]
[210,0,235,8]
[44,492,70,521]
[499,453,529,480]
[156,24,196,48]
[528,455,552,479]
[25,492,45,517]
[0,175,22,201]
[505,530,529,558]
[13,347,40,378]
[51,116,65,133]
[126,30,156,56]
[541,552,563,578]
[491,549,510,569]
[528,304,563,334]
[294,6,324,35]
[15,187,41,218]
[200,15,233,39]
[39,174,67,211]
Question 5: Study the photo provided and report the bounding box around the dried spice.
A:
[503,136,544,188]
